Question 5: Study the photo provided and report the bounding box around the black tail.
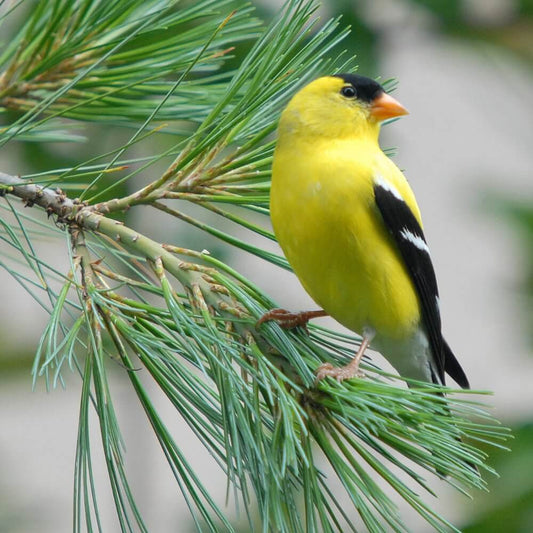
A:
[443,338,470,389]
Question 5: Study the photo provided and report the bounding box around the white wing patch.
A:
[374,174,403,201]
[400,227,430,254]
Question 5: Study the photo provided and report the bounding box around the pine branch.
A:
[0,138,508,533]
[0,1,510,532]
[0,171,77,216]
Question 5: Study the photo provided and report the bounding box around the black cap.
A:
[333,73,384,103]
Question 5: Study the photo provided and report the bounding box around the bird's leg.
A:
[315,335,372,382]
[257,308,328,331]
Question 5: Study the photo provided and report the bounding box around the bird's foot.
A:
[257,308,327,331]
[315,362,366,383]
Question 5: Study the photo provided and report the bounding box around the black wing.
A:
[373,181,469,388]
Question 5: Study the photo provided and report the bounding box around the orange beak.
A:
[370,92,408,121]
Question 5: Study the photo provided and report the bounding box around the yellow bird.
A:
[262,74,469,388]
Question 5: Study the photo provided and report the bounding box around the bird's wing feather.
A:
[373,180,446,385]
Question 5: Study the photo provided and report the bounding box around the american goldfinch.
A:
[262,74,469,388]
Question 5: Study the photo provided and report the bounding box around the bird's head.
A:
[278,74,408,141]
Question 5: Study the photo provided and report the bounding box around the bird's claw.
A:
[315,362,366,383]
[257,308,312,331]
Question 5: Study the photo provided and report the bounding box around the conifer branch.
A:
[0,1,510,531]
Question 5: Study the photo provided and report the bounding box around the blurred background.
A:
[0,0,532,531]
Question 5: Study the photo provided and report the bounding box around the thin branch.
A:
[0,171,79,219]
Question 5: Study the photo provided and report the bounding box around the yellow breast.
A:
[271,135,421,340]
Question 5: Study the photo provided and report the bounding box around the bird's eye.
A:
[341,85,357,98]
